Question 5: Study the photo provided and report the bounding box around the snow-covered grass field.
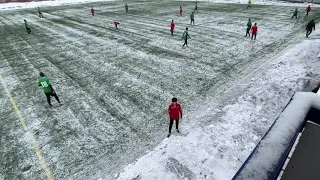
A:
[1,1,320,180]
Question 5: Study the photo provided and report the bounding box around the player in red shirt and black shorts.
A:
[251,23,258,40]
[167,97,183,138]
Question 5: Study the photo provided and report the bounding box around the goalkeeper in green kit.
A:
[37,72,61,107]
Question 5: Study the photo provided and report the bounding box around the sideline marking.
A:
[0,74,54,180]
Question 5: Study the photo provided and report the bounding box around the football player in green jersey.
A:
[182,27,190,47]
[24,20,31,34]
[38,72,61,107]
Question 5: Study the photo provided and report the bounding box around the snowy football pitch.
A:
[1,1,320,179]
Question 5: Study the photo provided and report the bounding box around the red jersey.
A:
[180,7,182,12]
[114,21,119,28]
[168,102,182,120]
[306,6,311,12]
[91,8,95,13]
[170,22,175,30]
[251,25,258,34]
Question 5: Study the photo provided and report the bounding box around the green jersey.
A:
[38,77,52,93]
[38,8,41,13]
[190,13,194,20]
[247,21,252,29]
[293,8,298,15]
[125,4,128,9]
[183,31,190,40]
[24,22,29,29]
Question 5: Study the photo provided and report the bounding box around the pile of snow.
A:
[0,0,109,11]
[116,28,320,179]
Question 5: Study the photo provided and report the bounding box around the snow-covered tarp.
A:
[233,92,320,180]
